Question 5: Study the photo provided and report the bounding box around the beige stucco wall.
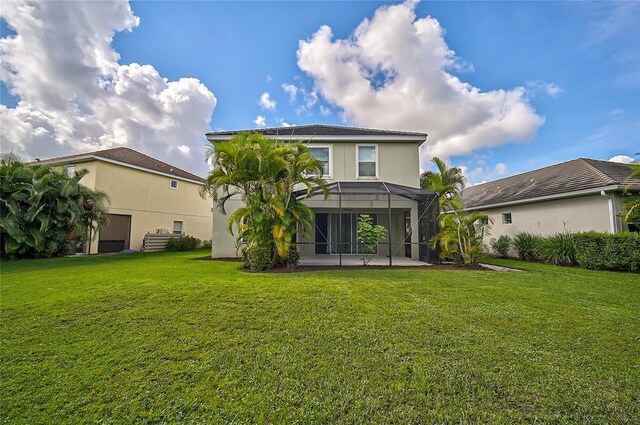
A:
[74,160,212,253]
[309,141,421,187]
[479,194,622,244]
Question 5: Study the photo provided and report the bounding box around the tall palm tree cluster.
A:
[205,133,327,270]
[0,158,109,259]
[421,157,490,266]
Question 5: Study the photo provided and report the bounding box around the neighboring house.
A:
[461,158,640,241]
[205,124,440,263]
[34,147,212,253]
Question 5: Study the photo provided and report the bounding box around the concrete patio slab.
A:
[299,255,430,267]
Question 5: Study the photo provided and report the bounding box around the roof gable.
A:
[462,158,638,209]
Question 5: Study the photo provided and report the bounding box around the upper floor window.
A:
[308,146,331,177]
[357,145,378,178]
[502,213,512,224]
[170,179,178,190]
[66,165,76,177]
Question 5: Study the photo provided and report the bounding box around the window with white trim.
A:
[173,221,183,235]
[66,165,76,176]
[357,145,378,178]
[502,213,512,224]
[170,179,178,190]
[308,146,331,177]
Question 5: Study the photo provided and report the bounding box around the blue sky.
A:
[1,1,638,181]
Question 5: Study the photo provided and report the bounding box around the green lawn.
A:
[1,251,638,423]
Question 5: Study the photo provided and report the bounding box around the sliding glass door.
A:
[328,213,378,254]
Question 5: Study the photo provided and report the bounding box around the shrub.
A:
[166,235,201,252]
[357,214,387,266]
[276,246,300,268]
[513,232,541,261]
[201,239,212,250]
[538,233,576,266]
[242,245,275,271]
[574,231,640,272]
[490,235,511,258]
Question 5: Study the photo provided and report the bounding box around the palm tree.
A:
[430,198,490,266]
[204,132,328,268]
[420,157,466,208]
[0,160,109,258]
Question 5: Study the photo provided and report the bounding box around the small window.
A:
[502,213,512,224]
[173,221,183,235]
[308,146,331,177]
[170,179,178,190]
[66,165,76,176]
[479,217,489,225]
[357,145,377,178]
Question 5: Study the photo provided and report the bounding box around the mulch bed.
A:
[192,256,489,273]
[192,256,242,262]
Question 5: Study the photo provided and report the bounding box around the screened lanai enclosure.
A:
[294,182,439,266]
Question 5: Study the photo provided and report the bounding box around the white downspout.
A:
[600,190,616,234]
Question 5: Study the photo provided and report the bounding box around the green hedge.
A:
[166,235,201,252]
[574,232,640,272]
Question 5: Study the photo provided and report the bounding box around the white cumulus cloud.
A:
[296,0,544,160]
[259,92,277,110]
[609,155,634,163]
[460,162,509,185]
[320,105,332,116]
[0,1,216,175]
[253,115,266,127]
[526,81,564,97]
[282,83,298,102]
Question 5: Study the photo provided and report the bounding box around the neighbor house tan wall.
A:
[76,160,212,253]
[479,194,618,244]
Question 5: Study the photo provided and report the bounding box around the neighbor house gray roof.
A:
[206,124,427,140]
[32,147,204,183]
[462,158,639,209]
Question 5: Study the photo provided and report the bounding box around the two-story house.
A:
[205,125,439,264]
[34,147,212,254]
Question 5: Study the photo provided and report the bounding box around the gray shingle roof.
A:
[33,147,204,182]
[206,124,427,138]
[462,158,639,209]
